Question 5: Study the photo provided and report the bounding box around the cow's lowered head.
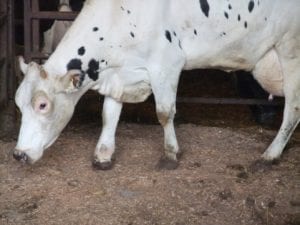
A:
[13,57,86,164]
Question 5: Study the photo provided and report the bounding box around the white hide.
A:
[252,49,284,96]
[92,66,152,103]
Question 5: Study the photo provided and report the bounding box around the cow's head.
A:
[13,57,86,164]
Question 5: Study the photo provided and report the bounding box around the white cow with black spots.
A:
[14,0,300,169]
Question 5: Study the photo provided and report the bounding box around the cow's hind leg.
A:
[262,98,300,160]
[263,44,300,160]
[93,96,122,170]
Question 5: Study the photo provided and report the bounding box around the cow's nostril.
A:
[13,150,28,162]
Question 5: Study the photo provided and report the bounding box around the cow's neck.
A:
[44,37,124,78]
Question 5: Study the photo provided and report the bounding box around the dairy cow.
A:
[14,0,300,169]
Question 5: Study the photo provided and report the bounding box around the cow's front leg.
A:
[151,72,182,170]
[93,96,122,170]
[156,101,180,170]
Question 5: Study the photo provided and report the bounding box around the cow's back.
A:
[171,0,300,71]
[47,0,300,74]
[102,0,299,71]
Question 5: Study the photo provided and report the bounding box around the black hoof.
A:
[92,159,113,170]
[249,159,278,173]
[156,157,179,170]
[13,150,28,163]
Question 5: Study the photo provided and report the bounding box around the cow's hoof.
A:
[249,159,279,173]
[261,151,281,162]
[156,157,179,170]
[92,158,114,170]
[13,150,29,163]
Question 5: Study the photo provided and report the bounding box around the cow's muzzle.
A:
[13,150,30,163]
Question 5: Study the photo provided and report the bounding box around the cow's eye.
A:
[39,103,47,110]
[31,91,52,114]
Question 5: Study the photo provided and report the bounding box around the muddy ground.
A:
[0,71,299,225]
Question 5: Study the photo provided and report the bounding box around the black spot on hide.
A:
[78,46,85,56]
[67,58,82,71]
[178,40,182,49]
[224,11,229,19]
[199,0,210,18]
[248,0,254,13]
[86,59,99,81]
[165,30,172,43]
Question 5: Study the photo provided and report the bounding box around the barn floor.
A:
[1,71,299,225]
[1,120,300,225]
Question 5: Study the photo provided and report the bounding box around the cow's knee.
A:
[157,111,170,127]
[156,103,175,126]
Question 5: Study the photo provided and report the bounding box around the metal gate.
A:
[0,0,16,135]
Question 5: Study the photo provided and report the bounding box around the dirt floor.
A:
[1,120,300,225]
[1,71,299,225]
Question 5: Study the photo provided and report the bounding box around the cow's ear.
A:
[18,56,28,74]
[60,69,83,93]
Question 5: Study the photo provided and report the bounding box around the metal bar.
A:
[0,0,8,107]
[0,0,6,108]
[32,0,40,54]
[177,97,284,105]
[23,0,31,61]
[7,0,15,99]
[30,11,78,20]
[29,52,49,59]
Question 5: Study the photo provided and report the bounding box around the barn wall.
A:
[0,0,16,137]
[0,0,9,108]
